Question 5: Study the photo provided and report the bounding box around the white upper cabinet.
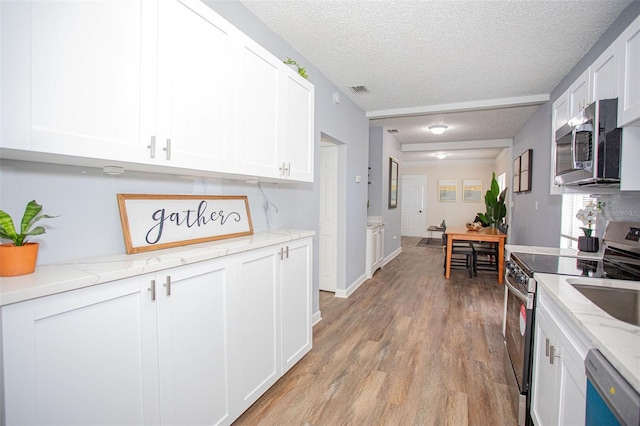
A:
[280,70,315,182]
[568,69,590,118]
[1,0,314,183]
[154,0,236,172]
[234,35,282,179]
[590,43,619,103]
[617,14,640,127]
[6,0,152,161]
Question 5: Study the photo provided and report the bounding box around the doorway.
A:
[319,140,339,292]
[401,175,427,237]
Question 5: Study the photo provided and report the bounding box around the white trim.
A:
[383,247,402,267]
[335,273,367,299]
[366,94,549,119]
[403,159,499,167]
[312,310,322,326]
[402,139,512,152]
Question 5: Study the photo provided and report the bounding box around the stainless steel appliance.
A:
[503,221,640,426]
[554,98,622,187]
[585,349,640,425]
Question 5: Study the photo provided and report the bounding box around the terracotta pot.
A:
[0,242,39,277]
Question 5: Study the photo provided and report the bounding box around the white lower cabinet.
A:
[1,237,313,425]
[235,237,313,409]
[366,224,384,279]
[1,258,234,426]
[531,287,593,426]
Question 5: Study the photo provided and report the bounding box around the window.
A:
[560,194,597,248]
[497,172,506,193]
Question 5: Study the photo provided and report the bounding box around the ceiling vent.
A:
[348,85,369,94]
[387,129,399,133]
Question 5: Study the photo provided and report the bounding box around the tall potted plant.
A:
[477,172,507,228]
[0,200,56,277]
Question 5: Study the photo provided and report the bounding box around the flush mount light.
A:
[429,125,448,135]
[435,152,448,160]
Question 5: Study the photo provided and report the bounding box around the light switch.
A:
[355,175,361,183]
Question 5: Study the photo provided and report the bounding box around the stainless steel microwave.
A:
[554,98,622,187]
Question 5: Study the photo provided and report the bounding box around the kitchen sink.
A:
[570,283,640,327]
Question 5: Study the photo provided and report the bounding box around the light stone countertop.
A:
[535,273,640,392]
[0,230,314,307]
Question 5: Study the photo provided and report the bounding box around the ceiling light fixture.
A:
[435,152,448,160]
[429,125,448,135]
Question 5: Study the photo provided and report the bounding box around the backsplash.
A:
[596,193,640,236]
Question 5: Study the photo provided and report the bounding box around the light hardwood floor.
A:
[234,237,517,425]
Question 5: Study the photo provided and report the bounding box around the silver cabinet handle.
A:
[279,247,284,260]
[163,138,171,160]
[148,279,156,301]
[545,338,550,357]
[285,163,291,176]
[279,162,286,176]
[285,246,289,259]
[147,136,156,159]
[164,276,171,296]
[549,345,556,365]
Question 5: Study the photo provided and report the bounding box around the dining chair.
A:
[473,223,508,273]
[442,225,475,278]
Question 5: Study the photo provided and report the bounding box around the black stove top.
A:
[511,252,640,281]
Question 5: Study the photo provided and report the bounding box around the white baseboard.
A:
[312,310,322,326]
[335,272,367,298]
[383,247,402,266]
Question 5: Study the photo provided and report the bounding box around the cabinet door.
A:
[156,258,236,426]
[1,276,160,425]
[530,308,560,426]
[377,227,385,264]
[591,43,618,102]
[155,0,236,171]
[618,14,640,126]
[568,70,590,117]
[28,0,154,163]
[235,35,281,178]
[281,238,313,373]
[235,245,281,409]
[281,70,315,182]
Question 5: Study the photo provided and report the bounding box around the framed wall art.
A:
[462,179,483,202]
[513,149,532,193]
[117,194,253,254]
[438,179,457,202]
[513,156,521,193]
[389,157,399,208]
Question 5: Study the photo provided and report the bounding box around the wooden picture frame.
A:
[513,156,521,193]
[117,194,253,254]
[462,179,483,202]
[389,157,399,208]
[519,149,532,192]
[438,179,457,202]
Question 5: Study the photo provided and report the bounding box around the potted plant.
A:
[477,172,507,228]
[283,57,309,80]
[0,200,56,277]
[576,201,601,252]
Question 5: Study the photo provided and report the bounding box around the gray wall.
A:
[368,127,402,258]
[511,1,640,245]
[0,0,371,318]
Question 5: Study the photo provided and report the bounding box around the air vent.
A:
[348,85,369,94]
[387,129,399,133]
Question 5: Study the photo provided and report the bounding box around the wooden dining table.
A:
[445,226,508,284]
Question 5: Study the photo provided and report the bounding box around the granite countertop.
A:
[535,273,640,393]
[0,230,315,307]
[505,244,602,259]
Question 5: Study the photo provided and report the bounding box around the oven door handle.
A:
[505,277,528,304]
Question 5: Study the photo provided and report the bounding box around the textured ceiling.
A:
[241,0,633,161]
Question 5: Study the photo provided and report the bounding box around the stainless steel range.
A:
[502,221,640,426]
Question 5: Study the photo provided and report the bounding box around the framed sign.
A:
[462,179,482,202]
[438,179,457,202]
[117,194,253,254]
[389,157,399,208]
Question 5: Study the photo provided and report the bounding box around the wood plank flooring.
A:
[234,237,517,426]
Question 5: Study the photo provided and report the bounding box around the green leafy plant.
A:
[283,57,308,80]
[0,200,57,246]
[477,173,507,227]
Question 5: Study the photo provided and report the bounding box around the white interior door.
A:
[319,143,338,292]
[401,175,427,237]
